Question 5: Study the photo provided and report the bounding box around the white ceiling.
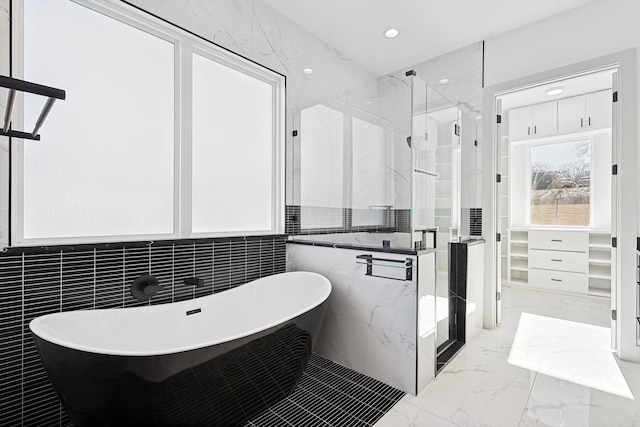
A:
[262,0,595,76]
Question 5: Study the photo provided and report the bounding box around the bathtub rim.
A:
[29,271,331,357]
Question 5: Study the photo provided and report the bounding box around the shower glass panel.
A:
[410,75,480,360]
[410,75,436,249]
[299,104,345,230]
[459,112,481,241]
[420,83,461,351]
[292,78,412,249]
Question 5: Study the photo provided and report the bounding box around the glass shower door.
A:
[410,75,460,357]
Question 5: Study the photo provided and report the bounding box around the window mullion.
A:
[179,40,193,238]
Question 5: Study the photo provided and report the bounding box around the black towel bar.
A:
[355,254,413,281]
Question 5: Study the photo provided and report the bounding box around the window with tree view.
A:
[530,140,591,226]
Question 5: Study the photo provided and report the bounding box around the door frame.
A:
[482,50,637,361]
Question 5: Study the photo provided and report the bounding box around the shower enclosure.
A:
[288,72,479,248]
[287,70,483,386]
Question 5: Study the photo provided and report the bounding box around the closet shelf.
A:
[588,273,611,280]
[587,288,611,297]
[588,259,611,265]
[0,75,66,141]
[589,243,611,249]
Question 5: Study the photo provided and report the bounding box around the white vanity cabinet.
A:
[508,101,558,141]
[528,230,588,293]
[558,90,612,134]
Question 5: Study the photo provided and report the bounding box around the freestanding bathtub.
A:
[29,271,331,427]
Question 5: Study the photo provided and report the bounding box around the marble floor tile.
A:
[375,286,639,427]
[374,401,458,427]
[403,339,533,427]
[519,371,640,427]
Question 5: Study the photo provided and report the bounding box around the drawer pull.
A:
[551,239,563,242]
[551,279,562,282]
[551,259,562,262]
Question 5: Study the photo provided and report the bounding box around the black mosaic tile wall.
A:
[0,235,287,427]
[285,205,411,235]
[461,207,483,237]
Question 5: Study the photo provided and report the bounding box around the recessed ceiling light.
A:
[438,78,449,85]
[384,28,399,39]
[365,100,372,104]
[546,87,564,96]
[475,115,482,120]
[303,68,314,74]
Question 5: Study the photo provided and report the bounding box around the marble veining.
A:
[287,243,425,394]
[375,285,640,427]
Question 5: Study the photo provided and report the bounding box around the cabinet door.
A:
[586,89,612,130]
[558,95,585,134]
[531,101,557,137]
[508,106,532,141]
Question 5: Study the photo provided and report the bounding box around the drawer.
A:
[529,269,588,293]
[529,230,588,252]
[529,249,588,273]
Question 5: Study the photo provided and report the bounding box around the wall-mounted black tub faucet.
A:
[183,277,205,288]
[131,275,164,301]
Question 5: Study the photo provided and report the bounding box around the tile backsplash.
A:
[0,235,286,427]
[285,205,412,235]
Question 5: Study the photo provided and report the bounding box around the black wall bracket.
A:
[0,75,66,141]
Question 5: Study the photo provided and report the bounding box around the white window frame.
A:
[526,137,594,229]
[11,0,285,246]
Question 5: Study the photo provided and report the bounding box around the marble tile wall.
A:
[286,242,423,394]
[378,73,413,211]
[386,42,484,220]
[417,251,437,392]
[127,0,379,209]
[408,42,484,121]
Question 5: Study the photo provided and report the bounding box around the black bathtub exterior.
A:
[32,301,328,427]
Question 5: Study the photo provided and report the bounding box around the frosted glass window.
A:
[300,105,344,229]
[352,118,388,226]
[191,53,274,233]
[22,0,174,239]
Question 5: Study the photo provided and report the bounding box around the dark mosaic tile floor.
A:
[246,353,405,427]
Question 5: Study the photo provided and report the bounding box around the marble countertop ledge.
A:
[286,238,437,256]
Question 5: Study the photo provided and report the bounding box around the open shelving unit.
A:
[588,232,612,296]
[508,229,529,286]
[506,229,611,296]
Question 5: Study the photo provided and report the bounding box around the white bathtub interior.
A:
[30,271,330,356]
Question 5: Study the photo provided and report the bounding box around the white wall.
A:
[482,0,640,361]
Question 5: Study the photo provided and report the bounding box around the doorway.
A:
[493,66,619,346]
